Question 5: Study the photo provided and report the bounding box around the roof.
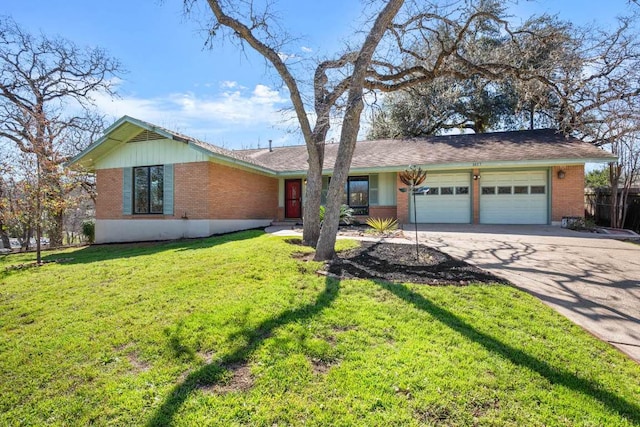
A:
[240,129,617,174]
[69,116,616,175]
[67,115,276,173]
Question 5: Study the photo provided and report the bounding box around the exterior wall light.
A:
[473,174,480,180]
[557,170,566,179]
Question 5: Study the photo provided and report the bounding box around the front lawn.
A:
[1,231,639,426]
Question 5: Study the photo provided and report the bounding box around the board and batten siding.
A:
[376,172,397,206]
[94,138,208,169]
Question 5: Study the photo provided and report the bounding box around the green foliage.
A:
[585,168,610,188]
[1,232,639,426]
[319,204,354,225]
[567,217,597,231]
[365,217,398,234]
[81,220,95,244]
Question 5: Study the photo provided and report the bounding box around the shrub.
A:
[319,204,354,225]
[567,217,597,231]
[366,217,399,234]
[82,220,95,244]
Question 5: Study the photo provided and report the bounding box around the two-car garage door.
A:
[409,170,548,224]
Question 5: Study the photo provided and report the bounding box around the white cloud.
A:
[301,46,313,53]
[220,80,238,89]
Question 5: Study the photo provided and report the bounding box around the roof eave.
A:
[275,156,618,176]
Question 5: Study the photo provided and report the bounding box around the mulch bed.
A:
[323,241,507,286]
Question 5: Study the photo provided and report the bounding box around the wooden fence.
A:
[585,188,640,232]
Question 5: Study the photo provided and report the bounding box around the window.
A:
[530,185,546,194]
[482,186,496,195]
[134,166,164,214]
[456,186,469,195]
[427,187,439,195]
[498,186,512,194]
[342,176,369,215]
[440,186,454,195]
[514,186,528,194]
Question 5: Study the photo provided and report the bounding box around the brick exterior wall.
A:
[96,168,123,219]
[175,162,210,219]
[472,168,480,224]
[397,174,410,224]
[95,161,279,221]
[208,162,278,219]
[551,164,585,221]
[369,206,398,220]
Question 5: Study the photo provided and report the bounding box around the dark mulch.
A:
[325,241,508,285]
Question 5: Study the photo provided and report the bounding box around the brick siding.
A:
[96,168,123,219]
[551,164,585,221]
[95,161,278,221]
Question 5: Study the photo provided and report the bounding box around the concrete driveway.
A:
[406,224,640,362]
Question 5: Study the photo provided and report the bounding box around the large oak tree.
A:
[189,0,576,259]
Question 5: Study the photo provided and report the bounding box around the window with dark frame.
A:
[133,166,164,214]
[342,176,369,215]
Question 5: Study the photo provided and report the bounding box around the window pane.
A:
[531,185,546,194]
[348,177,369,207]
[134,167,149,214]
[498,186,512,194]
[456,186,469,195]
[482,186,495,195]
[427,187,439,195]
[441,186,454,195]
[514,186,528,194]
[150,166,164,213]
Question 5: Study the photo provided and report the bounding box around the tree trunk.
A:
[609,163,622,228]
[302,148,323,247]
[0,221,9,249]
[315,0,405,260]
[48,209,64,247]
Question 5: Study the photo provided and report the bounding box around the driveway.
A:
[407,224,640,362]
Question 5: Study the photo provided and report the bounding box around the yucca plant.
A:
[365,217,398,234]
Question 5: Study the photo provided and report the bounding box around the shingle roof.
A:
[238,129,616,173]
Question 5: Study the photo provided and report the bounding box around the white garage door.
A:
[480,171,548,224]
[410,173,471,223]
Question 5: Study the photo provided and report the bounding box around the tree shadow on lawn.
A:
[378,281,640,424]
[146,276,342,427]
[41,230,263,265]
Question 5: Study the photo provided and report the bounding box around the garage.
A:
[410,173,471,223]
[480,170,548,224]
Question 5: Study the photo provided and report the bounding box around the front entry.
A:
[285,179,302,218]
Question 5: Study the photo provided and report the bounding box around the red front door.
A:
[285,179,302,218]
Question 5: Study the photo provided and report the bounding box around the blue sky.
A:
[4,0,637,149]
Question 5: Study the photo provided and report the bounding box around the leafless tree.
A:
[546,17,640,228]
[190,0,577,260]
[0,17,121,262]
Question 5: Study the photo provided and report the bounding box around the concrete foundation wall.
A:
[95,219,271,243]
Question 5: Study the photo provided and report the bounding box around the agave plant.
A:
[319,204,354,225]
[365,217,398,234]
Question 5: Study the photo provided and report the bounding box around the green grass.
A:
[1,230,639,426]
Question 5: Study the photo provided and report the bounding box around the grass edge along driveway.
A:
[1,230,639,426]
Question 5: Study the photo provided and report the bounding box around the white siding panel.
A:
[377,172,397,206]
[95,139,208,169]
